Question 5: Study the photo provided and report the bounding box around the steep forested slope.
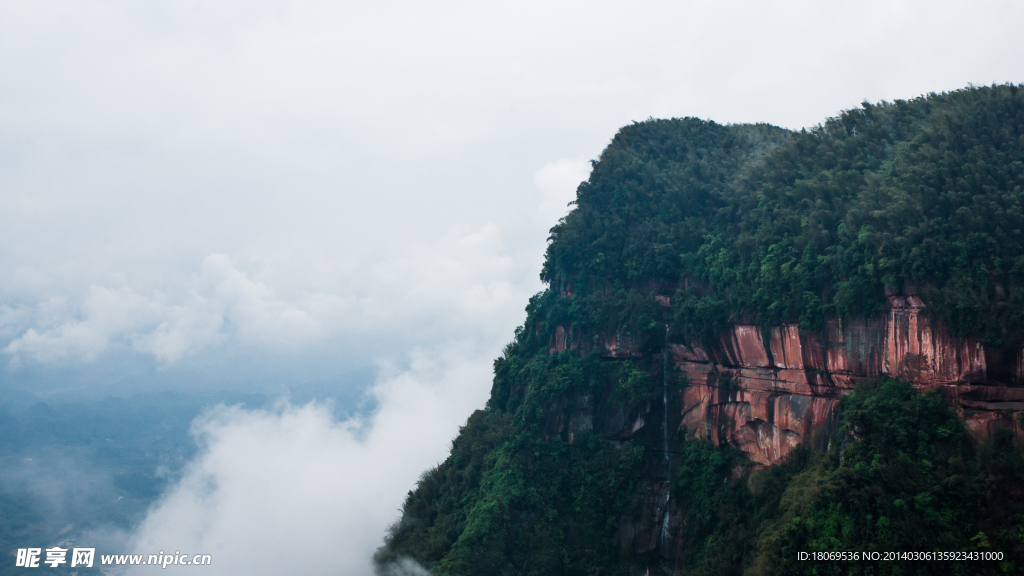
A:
[375,85,1024,576]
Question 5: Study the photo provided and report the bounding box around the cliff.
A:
[546,290,1024,467]
[662,295,1020,466]
[534,294,1024,566]
[376,85,1024,576]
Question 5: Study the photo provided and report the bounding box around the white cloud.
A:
[201,253,336,348]
[2,223,534,367]
[534,157,592,226]
[127,343,494,575]
[5,286,157,364]
[130,298,226,364]
[1,0,1021,376]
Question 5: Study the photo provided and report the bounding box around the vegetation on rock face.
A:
[374,85,1024,575]
[376,354,661,575]
[680,379,1024,576]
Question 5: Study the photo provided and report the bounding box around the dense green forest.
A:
[542,84,1024,345]
[375,85,1024,575]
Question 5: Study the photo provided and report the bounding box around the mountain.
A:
[374,85,1024,575]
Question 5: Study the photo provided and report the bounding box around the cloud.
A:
[5,287,159,364]
[533,157,592,225]
[127,342,493,575]
[199,253,336,348]
[377,557,431,576]
[1,0,1021,379]
[3,222,536,368]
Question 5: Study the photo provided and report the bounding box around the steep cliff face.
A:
[568,294,1024,467]
[525,293,1022,568]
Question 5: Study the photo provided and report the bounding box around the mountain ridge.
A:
[375,84,1024,575]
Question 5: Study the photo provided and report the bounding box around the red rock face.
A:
[718,325,770,368]
[677,361,843,466]
[1017,347,1024,386]
[546,296,1024,466]
[669,303,1024,466]
[600,332,644,358]
[550,325,569,354]
[883,295,987,384]
[770,325,803,369]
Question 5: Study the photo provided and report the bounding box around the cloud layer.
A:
[2,1,1022,382]
[3,221,535,368]
[127,343,493,575]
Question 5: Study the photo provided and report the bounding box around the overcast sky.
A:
[2,0,1023,573]
[3,0,1022,393]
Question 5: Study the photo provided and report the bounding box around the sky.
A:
[1,0,1022,573]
